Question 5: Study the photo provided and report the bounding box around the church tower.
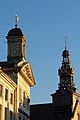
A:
[58,47,75,92]
[30,45,80,120]
[51,47,80,120]
[6,17,26,63]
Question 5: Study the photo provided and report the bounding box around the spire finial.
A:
[64,36,68,50]
[15,15,19,28]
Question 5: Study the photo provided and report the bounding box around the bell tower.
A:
[58,47,75,92]
[6,16,26,63]
[51,47,80,120]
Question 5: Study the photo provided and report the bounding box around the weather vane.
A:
[15,15,19,28]
[64,36,68,49]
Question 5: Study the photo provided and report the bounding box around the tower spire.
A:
[64,36,68,50]
[58,47,75,92]
[15,15,19,28]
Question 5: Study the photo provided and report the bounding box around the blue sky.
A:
[0,0,80,104]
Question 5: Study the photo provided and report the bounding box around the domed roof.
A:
[62,47,70,57]
[7,27,23,37]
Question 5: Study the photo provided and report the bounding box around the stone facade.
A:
[0,21,35,120]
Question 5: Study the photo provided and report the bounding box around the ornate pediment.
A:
[20,62,35,86]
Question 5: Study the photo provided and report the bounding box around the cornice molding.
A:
[20,62,35,87]
[0,70,17,88]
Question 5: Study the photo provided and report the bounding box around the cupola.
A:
[7,16,26,63]
[7,28,23,37]
[62,47,70,58]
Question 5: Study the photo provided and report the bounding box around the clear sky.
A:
[0,0,80,104]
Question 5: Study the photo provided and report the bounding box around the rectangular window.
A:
[5,89,8,101]
[23,91,25,106]
[10,110,12,120]
[19,116,21,120]
[78,114,80,120]
[0,105,2,120]
[19,88,21,100]
[10,93,13,104]
[27,97,30,107]
[19,88,22,103]
[5,107,8,120]
[0,84,3,96]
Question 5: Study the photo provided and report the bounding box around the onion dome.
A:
[7,28,23,37]
[62,47,70,57]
